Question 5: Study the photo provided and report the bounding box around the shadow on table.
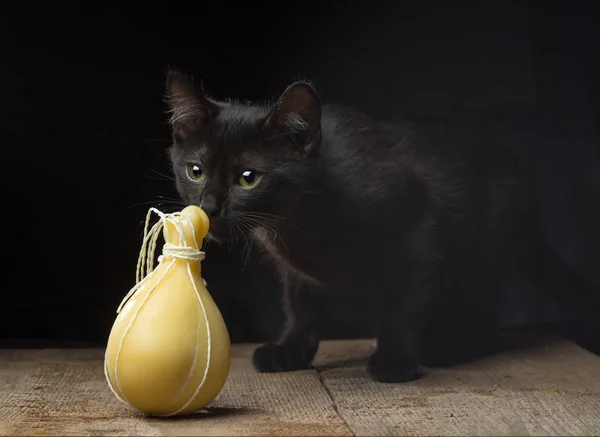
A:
[145,406,254,422]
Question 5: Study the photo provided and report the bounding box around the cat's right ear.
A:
[263,81,322,156]
[165,70,218,143]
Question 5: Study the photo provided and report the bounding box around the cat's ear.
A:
[165,70,218,142]
[264,81,321,156]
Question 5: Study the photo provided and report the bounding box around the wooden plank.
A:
[1,338,599,436]
[0,346,351,436]
[315,338,600,436]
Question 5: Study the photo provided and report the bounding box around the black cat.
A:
[164,70,558,382]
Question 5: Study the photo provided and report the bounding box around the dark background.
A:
[2,2,599,348]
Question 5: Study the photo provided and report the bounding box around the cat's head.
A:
[165,70,322,243]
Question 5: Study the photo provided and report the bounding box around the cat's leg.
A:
[368,261,437,383]
[253,271,321,372]
[419,303,502,368]
[419,252,505,368]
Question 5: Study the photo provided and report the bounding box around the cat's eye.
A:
[186,164,205,182]
[238,170,262,188]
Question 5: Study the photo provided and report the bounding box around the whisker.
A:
[242,216,290,257]
[241,212,302,231]
[156,195,185,202]
[238,218,260,255]
[236,221,254,268]
[144,168,176,182]
[242,211,297,222]
[124,199,184,210]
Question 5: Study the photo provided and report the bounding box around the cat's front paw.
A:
[253,342,314,373]
[367,350,423,383]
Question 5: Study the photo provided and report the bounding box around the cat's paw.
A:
[253,342,314,373]
[367,350,423,383]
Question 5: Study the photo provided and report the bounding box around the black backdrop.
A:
[2,2,599,347]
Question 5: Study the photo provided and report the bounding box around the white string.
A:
[104,207,212,416]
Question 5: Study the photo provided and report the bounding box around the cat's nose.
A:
[199,195,220,218]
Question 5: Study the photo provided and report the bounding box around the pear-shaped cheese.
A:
[104,205,230,416]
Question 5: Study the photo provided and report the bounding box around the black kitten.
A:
[165,70,536,382]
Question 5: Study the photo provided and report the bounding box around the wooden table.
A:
[1,338,599,436]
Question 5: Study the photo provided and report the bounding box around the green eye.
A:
[186,164,205,181]
[238,170,262,188]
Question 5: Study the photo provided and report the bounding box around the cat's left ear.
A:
[165,70,219,143]
[264,81,321,156]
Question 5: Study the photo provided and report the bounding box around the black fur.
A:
[164,70,597,382]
